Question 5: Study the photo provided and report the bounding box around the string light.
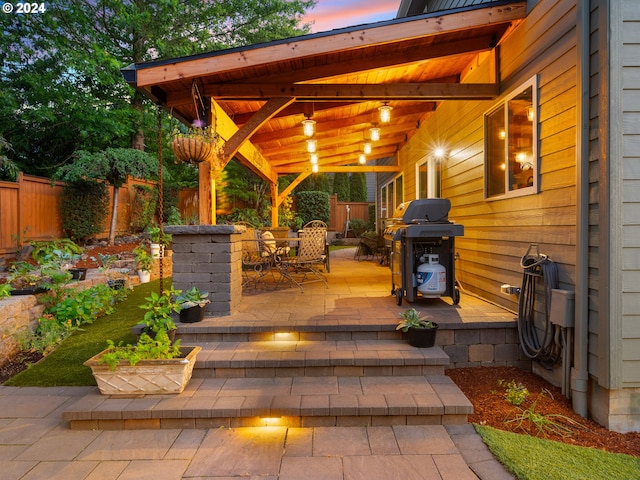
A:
[310,153,318,164]
[358,153,366,164]
[302,118,316,137]
[363,142,372,154]
[306,138,317,153]
[378,103,392,123]
[369,127,381,142]
[311,164,319,173]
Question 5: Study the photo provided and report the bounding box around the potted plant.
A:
[133,244,153,283]
[95,253,129,289]
[175,287,210,323]
[6,261,48,295]
[139,288,181,339]
[147,226,172,258]
[171,122,224,165]
[396,308,439,348]
[84,330,202,395]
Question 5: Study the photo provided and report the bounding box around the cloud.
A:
[304,0,398,32]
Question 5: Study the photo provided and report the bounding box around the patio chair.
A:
[276,228,329,292]
[301,220,330,273]
[240,225,275,289]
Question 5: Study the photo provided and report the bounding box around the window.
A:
[485,77,538,198]
[416,156,442,198]
[380,174,403,218]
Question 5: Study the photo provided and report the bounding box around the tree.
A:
[1,0,316,173]
[332,173,350,201]
[55,148,158,245]
[0,135,19,181]
[350,172,368,202]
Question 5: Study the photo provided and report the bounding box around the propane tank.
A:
[416,254,446,297]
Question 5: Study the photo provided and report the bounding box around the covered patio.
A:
[62,247,522,430]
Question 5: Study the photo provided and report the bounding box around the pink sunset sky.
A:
[303,0,400,33]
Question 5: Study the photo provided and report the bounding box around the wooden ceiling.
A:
[122,2,526,182]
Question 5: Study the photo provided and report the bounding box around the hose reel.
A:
[517,244,560,365]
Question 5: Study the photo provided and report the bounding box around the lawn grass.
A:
[5,280,162,386]
[475,424,640,480]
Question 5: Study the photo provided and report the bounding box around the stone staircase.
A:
[62,319,473,430]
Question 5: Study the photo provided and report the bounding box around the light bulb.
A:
[358,153,366,164]
[363,142,372,154]
[310,153,318,164]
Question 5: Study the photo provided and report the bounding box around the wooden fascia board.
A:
[274,165,400,174]
[204,82,497,101]
[134,3,526,87]
[213,102,277,183]
[222,97,295,161]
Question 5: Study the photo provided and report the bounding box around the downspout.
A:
[572,0,590,417]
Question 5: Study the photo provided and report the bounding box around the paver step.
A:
[62,375,473,430]
[191,340,449,378]
[175,321,399,343]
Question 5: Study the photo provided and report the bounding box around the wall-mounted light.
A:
[302,117,316,137]
[363,142,372,155]
[306,138,317,153]
[498,129,506,140]
[434,147,446,159]
[378,103,392,123]
[369,127,381,142]
[309,153,318,164]
[358,153,366,164]
[311,164,319,173]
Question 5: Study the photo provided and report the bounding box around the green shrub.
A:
[47,284,120,328]
[60,180,109,243]
[295,191,330,226]
[130,184,158,233]
[349,218,367,237]
[161,184,180,224]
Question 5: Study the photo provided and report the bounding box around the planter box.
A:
[84,346,201,395]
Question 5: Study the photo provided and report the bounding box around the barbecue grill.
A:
[383,198,464,305]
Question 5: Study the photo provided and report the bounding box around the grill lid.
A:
[391,198,451,224]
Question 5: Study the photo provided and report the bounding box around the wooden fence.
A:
[0,177,373,256]
[329,195,372,235]
[0,173,157,255]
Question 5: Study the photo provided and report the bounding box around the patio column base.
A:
[165,224,245,317]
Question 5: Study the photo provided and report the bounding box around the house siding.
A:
[388,0,578,312]
[619,0,640,387]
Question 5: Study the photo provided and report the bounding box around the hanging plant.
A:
[171,122,224,164]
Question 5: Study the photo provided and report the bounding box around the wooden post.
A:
[271,182,278,227]
[198,162,211,225]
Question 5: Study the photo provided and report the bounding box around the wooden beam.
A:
[222,97,295,161]
[135,3,527,87]
[211,101,277,183]
[278,172,310,206]
[275,165,401,174]
[205,83,498,101]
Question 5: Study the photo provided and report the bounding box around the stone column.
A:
[165,225,244,317]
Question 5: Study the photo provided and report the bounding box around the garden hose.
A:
[517,245,561,365]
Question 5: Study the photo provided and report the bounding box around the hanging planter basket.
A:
[171,136,216,164]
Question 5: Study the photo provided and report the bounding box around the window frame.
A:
[484,76,539,200]
[415,154,442,199]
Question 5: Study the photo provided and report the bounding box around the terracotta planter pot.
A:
[84,345,201,396]
[406,324,438,348]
